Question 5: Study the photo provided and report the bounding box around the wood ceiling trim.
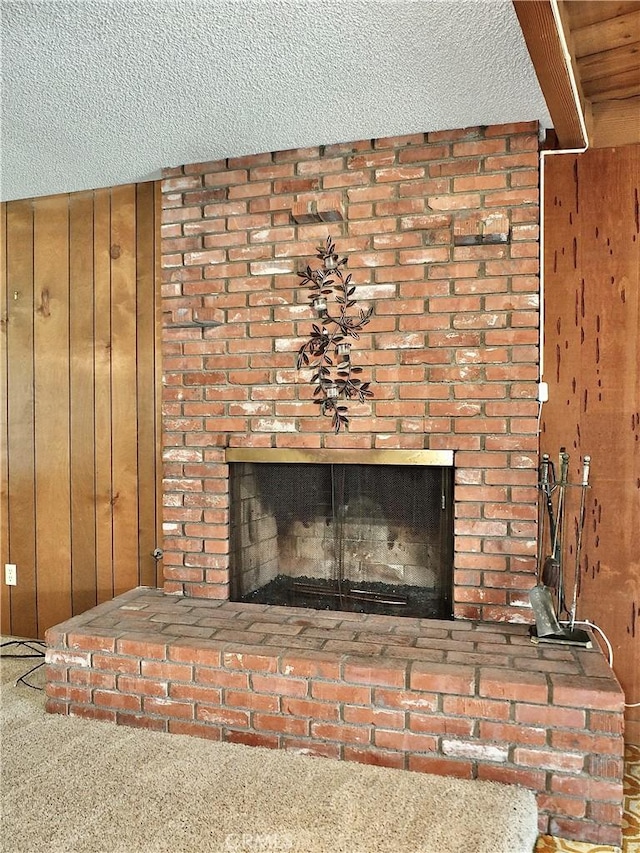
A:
[572,9,640,58]
[513,0,586,148]
[578,43,640,83]
[591,95,640,147]
[584,69,640,102]
[564,1,640,31]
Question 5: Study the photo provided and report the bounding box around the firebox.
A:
[227,449,454,619]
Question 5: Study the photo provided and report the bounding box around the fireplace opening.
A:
[228,451,454,619]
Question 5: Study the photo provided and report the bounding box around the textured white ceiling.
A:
[0,0,551,202]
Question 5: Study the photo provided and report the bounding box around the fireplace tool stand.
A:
[529,449,591,647]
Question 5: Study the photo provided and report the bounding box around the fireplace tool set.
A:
[529,448,592,646]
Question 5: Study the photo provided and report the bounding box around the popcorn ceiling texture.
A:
[1,0,551,201]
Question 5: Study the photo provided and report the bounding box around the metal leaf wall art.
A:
[296,237,373,432]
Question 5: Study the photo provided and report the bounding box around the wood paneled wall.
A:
[0,183,162,640]
[543,145,640,743]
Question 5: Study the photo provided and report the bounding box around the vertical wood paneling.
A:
[110,184,140,596]
[0,204,10,632]
[34,195,72,631]
[1,182,160,638]
[93,188,114,604]
[543,145,640,743]
[69,192,97,615]
[5,201,38,638]
[135,182,161,589]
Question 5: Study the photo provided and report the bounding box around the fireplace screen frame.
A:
[226,449,455,619]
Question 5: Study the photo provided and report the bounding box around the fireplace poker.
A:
[569,455,590,630]
[542,448,569,595]
[537,454,556,580]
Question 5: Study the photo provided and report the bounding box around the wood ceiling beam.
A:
[513,0,587,148]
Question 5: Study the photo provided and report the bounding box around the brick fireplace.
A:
[45,122,625,845]
[160,121,542,618]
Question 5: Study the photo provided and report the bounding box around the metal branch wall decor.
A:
[296,237,373,432]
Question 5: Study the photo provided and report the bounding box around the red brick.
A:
[143,697,194,719]
[47,683,92,704]
[69,705,116,723]
[343,660,406,688]
[116,712,167,732]
[223,646,278,672]
[374,729,437,752]
[312,682,372,705]
[513,747,584,773]
[67,632,117,653]
[443,696,511,720]
[250,674,308,697]
[551,729,622,756]
[91,654,141,674]
[539,793,586,818]
[70,669,116,689]
[94,690,142,712]
[255,713,308,736]
[344,746,406,769]
[196,705,250,728]
[225,730,279,749]
[550,675,624,711]
[588,711,624,735]
[476,764,546,789]
[311,722,370,744]
[141,660,193,681]
[586,800,623,824]
[343,705,405,728]
[225,690,278,712]
[282,697,338,720]
[117,676,168,697]
[374,688,438,712]
[169,683,222,704]
[409,713,474,737]
[408,754,474,778]
[480,668,548,704]
[411,662,475,695]
[479,720,546,746]
[167,720,221,740]
[587,753,624,778]
[550,774,623,801]
[548,817,621,847]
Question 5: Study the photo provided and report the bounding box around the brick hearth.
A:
[45,587,624,846]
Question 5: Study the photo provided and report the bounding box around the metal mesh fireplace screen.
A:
[229,462,453,618]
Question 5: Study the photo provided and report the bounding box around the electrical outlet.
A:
[5,564,17,586]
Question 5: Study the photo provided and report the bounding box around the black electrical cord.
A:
[0,639,46,690]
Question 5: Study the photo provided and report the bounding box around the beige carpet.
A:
[1,642,538,853]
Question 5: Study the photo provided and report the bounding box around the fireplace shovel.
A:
[529,454,562,637]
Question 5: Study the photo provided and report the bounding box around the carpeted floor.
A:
[1,641,539,853]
